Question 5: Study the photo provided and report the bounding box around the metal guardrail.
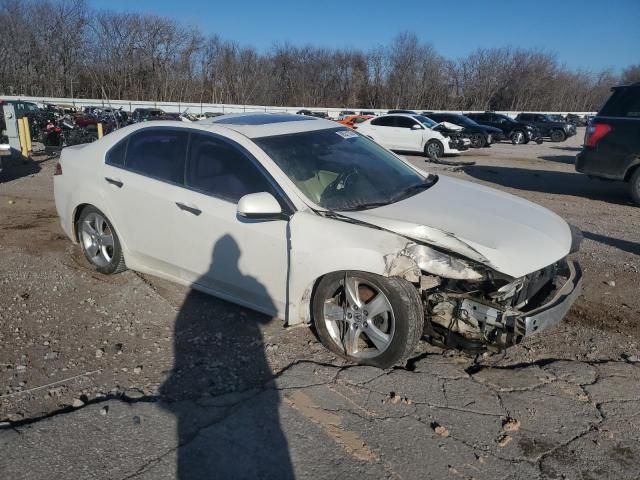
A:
[0,95,597,119]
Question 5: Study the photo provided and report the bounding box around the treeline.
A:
[1,0,639,111]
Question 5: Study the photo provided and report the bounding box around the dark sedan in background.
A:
[465,112,543,145]
[423,112,504,148]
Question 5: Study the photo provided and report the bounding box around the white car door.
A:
[169,131,290,316]
[360,116,396,149]
[392,116,424,152]
[101,127,190,279]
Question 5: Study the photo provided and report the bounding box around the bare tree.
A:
[0,0,627,111]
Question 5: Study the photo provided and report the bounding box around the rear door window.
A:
[599,87,640,118]
[371,116,395,127]
[186,132,274,203]
[125,128,188,184]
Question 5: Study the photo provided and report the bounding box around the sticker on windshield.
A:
[336,130,358,139]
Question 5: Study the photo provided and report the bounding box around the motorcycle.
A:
[42,117,98,148]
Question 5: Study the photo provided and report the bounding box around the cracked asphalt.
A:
[1,130,640,479]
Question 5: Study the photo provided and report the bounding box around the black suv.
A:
[465,112,543,145]
[423,112,504,148]
[515,113,576,142]
[576,83,640,205]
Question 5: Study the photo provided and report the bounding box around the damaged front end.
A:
[393,242,582,352]
[433,122,471,152]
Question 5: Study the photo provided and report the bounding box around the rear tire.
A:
[312,271,423,368]
[551,129,566,142]
[76,206,127,274]
[629,168,640,206]
[424,140,444,160]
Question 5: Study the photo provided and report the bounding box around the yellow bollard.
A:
[97,123,104,139]
[18,117,28,157]
[23,117,32,152]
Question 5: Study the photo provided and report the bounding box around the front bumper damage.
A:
[517,260,582,337]
[424,259,582,350]
[447,136,471,152]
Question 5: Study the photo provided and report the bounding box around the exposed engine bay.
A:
[390,241,582,353]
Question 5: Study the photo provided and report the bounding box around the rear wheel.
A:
[77,206,126,274]
[425,139,444,160]
[511,130,525,144]
[312,271,423,368]
[551,129,566,142]
[629,168,640,206]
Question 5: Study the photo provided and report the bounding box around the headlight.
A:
[404,243,485,280]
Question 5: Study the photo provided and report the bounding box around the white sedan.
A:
[356,113,470,158]
[54,113,582,368]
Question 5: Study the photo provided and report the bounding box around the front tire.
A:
[470,133,486,148]
[551,129,566,142]
[629,168,640,206]
[312,271,423,368]
[511,130,525,144]
[77,206,127,274]
[425,139,444,160]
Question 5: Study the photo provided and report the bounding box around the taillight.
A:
[54,162,62,176]
[585,122,612,147]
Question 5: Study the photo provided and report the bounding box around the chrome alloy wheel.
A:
[322,274,395,359]
[512,131,525,144]
[80,212,115,268]
[426,141,442,158]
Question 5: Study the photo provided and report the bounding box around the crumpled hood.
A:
[342,175,572,278]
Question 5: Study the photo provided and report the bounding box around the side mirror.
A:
[237,192,284,220]
[411,124,423,130]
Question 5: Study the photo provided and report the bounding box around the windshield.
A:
[497,114,516,124]
[412,115,437,128]
[454,115,481,127]
[255,128,436,211]
[434,114,479,127]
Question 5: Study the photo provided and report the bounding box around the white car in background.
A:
[356,113,470,159]
[53,113,581,368]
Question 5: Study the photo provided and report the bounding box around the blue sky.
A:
[88,0,639,72]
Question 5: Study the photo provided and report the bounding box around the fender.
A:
[286,211,421,325]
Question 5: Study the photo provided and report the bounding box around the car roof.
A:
[198,112,340,138]
[375,113,419,119]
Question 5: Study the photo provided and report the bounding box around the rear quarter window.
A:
[599,87,640,118]
[106,139,127,166]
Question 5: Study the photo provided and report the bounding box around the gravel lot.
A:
[1,128,639,479]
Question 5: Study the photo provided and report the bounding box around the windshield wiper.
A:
[391,182,433,202]
[338,201,393,211]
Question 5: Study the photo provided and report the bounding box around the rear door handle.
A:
[176,202,202,216]
[105,177,123,188]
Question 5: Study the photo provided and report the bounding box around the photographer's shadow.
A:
[160,234,294,479]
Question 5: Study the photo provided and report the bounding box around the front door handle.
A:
[105,177,123,188]
[176,202,202,216]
